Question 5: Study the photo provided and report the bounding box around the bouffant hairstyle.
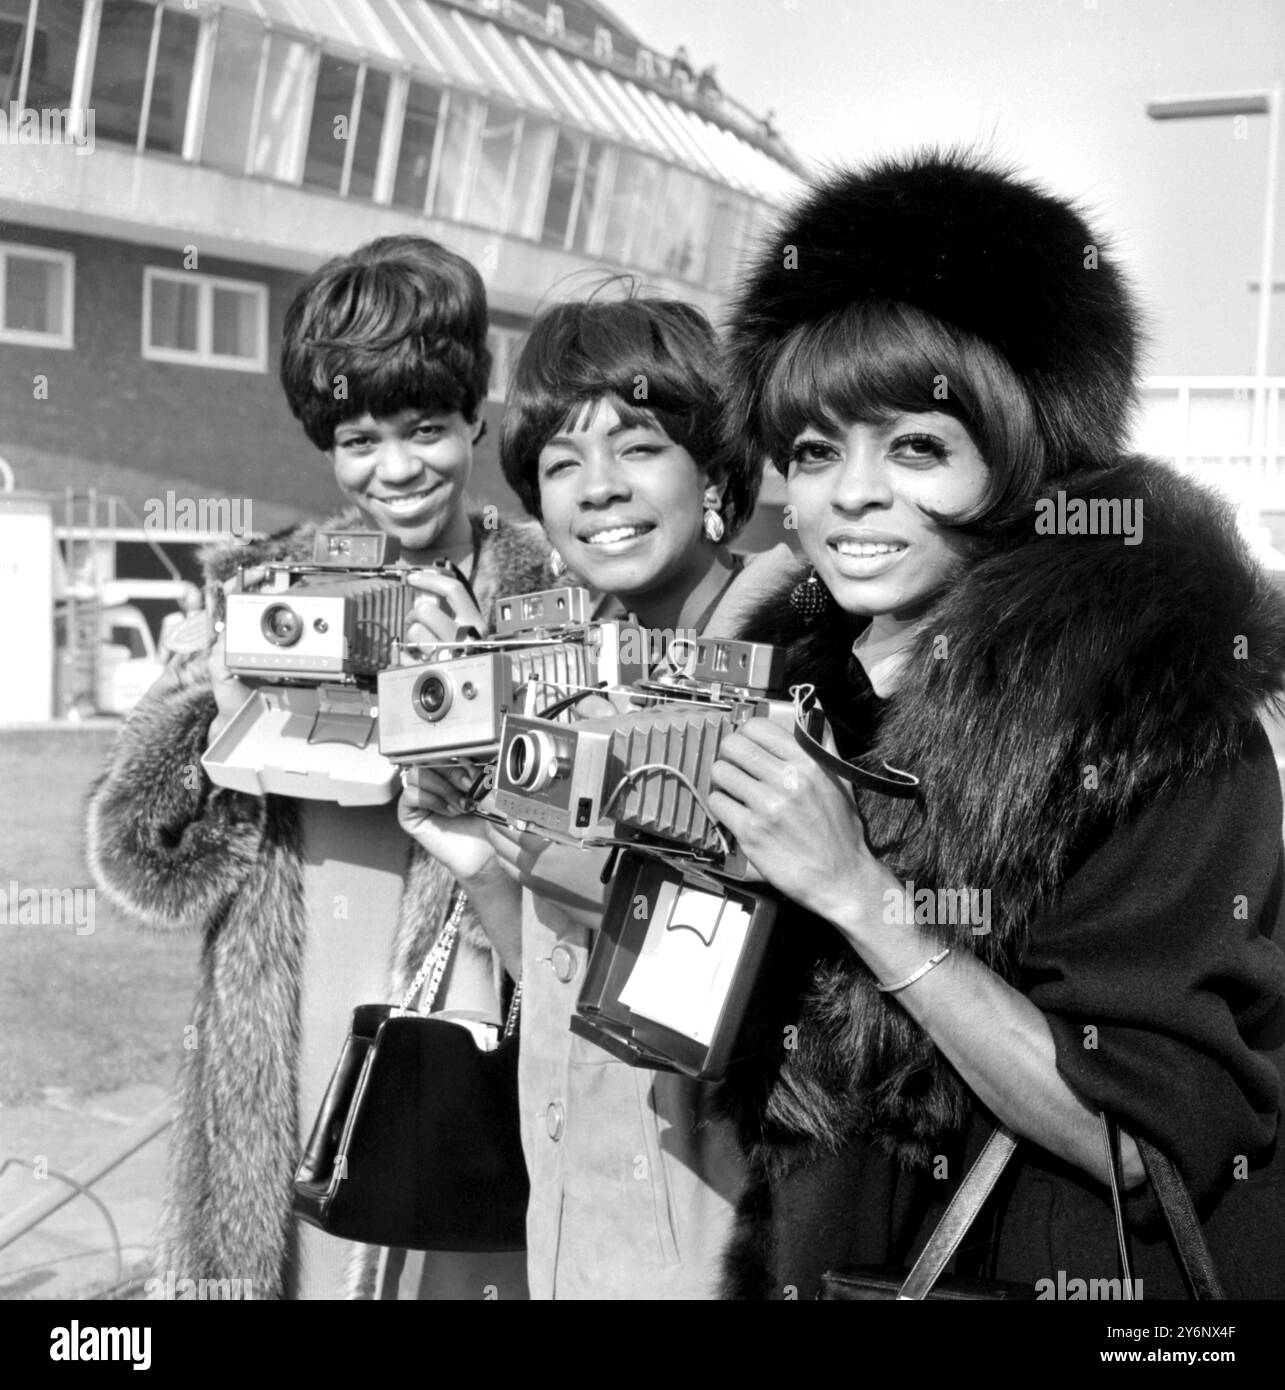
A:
[280,234,490,450]
[500,294,759,538]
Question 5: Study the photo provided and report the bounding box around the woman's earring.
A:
[549,548,567,578]
[702,497,726,544]
[788,567,835,625]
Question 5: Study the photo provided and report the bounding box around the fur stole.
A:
[85,508,553,1298]
[718,457,1285,1175]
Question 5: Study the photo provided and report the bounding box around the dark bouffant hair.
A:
[280,234,490,450]
[500,294,759,538]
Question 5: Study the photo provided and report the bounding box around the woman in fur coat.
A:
[706,152,1285,1300]
[85,237,554,1299]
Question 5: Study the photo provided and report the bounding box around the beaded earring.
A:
[788,568,835,624]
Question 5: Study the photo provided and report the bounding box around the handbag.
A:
[292,891,529,1252]
[822,1115,1225,1301]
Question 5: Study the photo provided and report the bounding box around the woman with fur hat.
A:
[707,151,1285,1299]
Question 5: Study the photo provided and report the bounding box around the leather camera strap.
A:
[789,685,919,799]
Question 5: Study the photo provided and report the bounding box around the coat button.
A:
[545,1101,564,1141]
[550,944,577,982]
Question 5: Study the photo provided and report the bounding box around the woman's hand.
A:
[398,763,502,887]
[709,717,897,939]
[403,569,488,651]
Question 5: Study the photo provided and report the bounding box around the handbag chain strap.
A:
[397,890,524,1038]
[896,1116,1223,1300]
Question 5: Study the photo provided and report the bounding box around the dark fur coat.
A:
[85,509,552,1299]
[716,457,1285,1294]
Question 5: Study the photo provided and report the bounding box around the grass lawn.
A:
[0,727,198,1105]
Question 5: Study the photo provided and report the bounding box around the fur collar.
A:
[721,457,1285,1170]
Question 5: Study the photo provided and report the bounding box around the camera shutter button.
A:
[550,944,577,983]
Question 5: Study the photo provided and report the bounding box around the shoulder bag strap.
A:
[396,889,467,1014]
[896,1126,1019,1299]
[1135,1136,1226,1300]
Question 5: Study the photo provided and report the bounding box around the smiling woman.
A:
[707,150,1285,1300]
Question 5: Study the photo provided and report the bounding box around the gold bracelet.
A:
[875,946,952,994]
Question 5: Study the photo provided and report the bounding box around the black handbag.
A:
[293,891,529,1252]
[822,1116,1225,1301]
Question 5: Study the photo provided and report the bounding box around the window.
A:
[471,100,520,231]
[303,53,357,192]
[10,0,82,111]
[602,150,661,265]
[392,78,443,212]
[143,5,197,155]
[90,0,156,147]
[541,129,583,247]
[432,91,480,222]
[250,33,311,181]
[507,116,554,237]
[200,11,261,173]
[347,66,389,200]
[0,245,73,347]
[142,268,267,371]
[486,325,526,402]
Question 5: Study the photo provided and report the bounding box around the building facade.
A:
[0,0,803,558]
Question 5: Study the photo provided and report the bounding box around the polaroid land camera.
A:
[492,635,833,1081]
[376,585,649,767]
[203,530,454,805]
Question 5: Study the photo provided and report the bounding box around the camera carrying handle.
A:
[790,686,920,799]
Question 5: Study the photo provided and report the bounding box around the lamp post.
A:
[1148,87,1282,519]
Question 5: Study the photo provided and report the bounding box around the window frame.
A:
[140,266,268,372]
[0,243,75,348]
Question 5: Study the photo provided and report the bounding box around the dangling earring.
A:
[702,491,726,544]
[549,548,567,578]
[788,567,835,625]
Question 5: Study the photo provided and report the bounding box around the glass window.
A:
[601,150,660,265]
[541,129,584,248]
[200,11,261,173]
[570,138,605,255]
[471,101,519,231]
[23,0,81,110]
[143,269,266,370]
[147,274,199,353]
[392,78,442,211]
[0,0,28,107]
[652,169,711,281]
[704,192,754,287]
[431,91,479,223]
[303,53,357,193]
[347,66,389,200]
[250,33,310,181]
[91,0,156,148]
[507,117,553,238]
[0,246,73,346]
[143,6,197,155]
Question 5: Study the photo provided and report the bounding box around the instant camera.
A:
[491,635,825,1079]
[376,585,648,766]
[204,531,455,805]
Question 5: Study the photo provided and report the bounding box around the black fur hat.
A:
[725,149,1143,473]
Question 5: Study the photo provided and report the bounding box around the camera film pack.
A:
[377,585,648,767]
[203,531,454,804]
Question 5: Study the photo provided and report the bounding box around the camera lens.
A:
[261,604,303,647]
[413,671,452,722]
[506,731,559,791]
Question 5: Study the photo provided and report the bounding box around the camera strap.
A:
[790,685,919,800]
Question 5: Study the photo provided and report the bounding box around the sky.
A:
[609,0,1285,377]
